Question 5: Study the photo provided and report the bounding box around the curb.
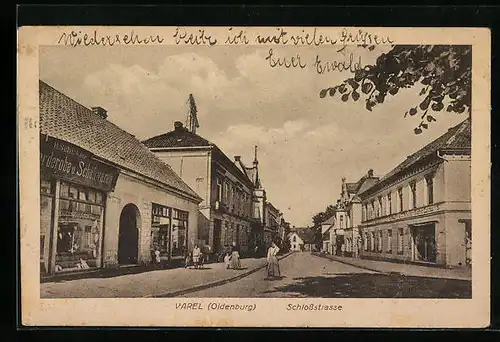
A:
[312,253,472,281]
[149,252,295,298]
[312,253,388,275]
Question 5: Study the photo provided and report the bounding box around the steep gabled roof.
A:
[143,124,256,188]
[351,173,379,195]
[236,159,262,189]
[294,228,316,244]
[346,182,358,194]
[357,178,380,194]
[360,118,471,196]
[320,214,336,226]
[378,118,470,184]
[39,80,201,202]
[142,127,211,149]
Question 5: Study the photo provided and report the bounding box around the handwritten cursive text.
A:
[173,27,217,46]
[57,30,164,47]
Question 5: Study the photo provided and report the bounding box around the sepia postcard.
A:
[18,26,490,328]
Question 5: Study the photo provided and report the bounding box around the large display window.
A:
[171,209,188,258]
[151,203,171,261]
[55,181,104,272]
[150,204,189,260]
[40,177,54,274]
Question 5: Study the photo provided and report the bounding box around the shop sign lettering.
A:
[366,203,440,226]
[152,203,171,218]
[59,209,101,221]
[40,134,120,192]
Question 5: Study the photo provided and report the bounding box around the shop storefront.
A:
[40,134,119,275]
[410,223,437,263]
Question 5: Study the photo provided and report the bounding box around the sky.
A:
[39,45,467,227]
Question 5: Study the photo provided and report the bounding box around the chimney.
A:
[367,169,374,178]
[234,156,241,162]
[92,106,107,120]
[174,121,184,131]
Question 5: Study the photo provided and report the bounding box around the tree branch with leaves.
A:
[319,45,471,134]
[312,204,336,248]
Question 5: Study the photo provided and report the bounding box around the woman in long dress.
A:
[229,244,241,270]
[192,244,201,269]
[266,241,280,279]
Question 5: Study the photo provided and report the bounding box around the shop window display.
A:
[40,178,53,274]
[55,181,104,272]
[151,206,171,262]
[150,204,189,260]
[171,209,188,258]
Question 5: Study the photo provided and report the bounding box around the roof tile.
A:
[39,80,201,201]
[292,228,316,244]
[359,118,471,196]
[142,129,211,148]
[377,118,471,185]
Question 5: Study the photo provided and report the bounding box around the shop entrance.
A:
[118,203,140,265]
[411,223,437,263]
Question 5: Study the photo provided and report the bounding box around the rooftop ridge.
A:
[39,80,201,202]
[358,117,471,196]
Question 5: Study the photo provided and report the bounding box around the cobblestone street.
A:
[41,252,471,299]
[181,253,471,298]
[41,256,274,298]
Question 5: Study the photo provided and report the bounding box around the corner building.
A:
[39,81,202,275]
[358,119,472,268]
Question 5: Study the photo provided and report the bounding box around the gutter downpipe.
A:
[437,150,448,162]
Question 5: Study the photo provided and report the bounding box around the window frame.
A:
[410,181,417,209]
[397,228,404,255]
[398,187,404,212]
[387,192,392,215]
[387,229,393,253]
[426,175,434,205]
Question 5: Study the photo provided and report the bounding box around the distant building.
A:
[320,215,335,254]
[358,119,471,268]
[143,123,265,256]
[278,217,291,247]
[320,170,379,257]
[234,148,267,253]
[39,81,202,275]
[264,201,282,247]
[338,171,380,257]
[288,228,316,252]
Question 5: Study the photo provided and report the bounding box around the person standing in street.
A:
[224,251,231,269]
[266,241,281,280]
[229,243,241,270]
[192,244,201,269]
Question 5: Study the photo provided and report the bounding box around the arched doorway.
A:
[118,203,140,265]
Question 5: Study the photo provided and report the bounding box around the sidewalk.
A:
[315,253,472,281]
[41,253,293,298]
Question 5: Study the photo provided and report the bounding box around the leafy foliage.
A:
[279,220,292,253]
[319,45,472,134]
[312,204,337,248]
